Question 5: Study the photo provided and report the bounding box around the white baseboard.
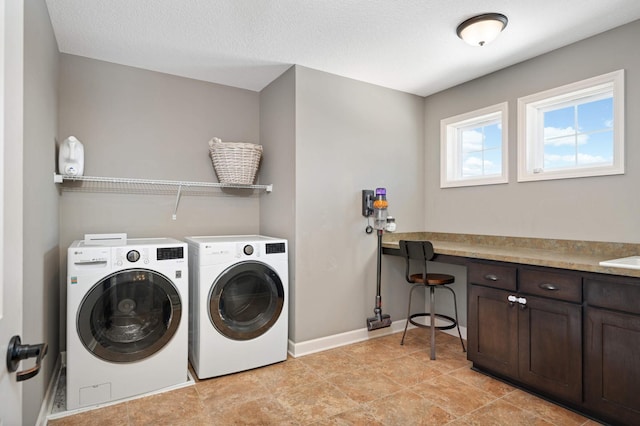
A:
[288,319,467,358]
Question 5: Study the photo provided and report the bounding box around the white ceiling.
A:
[45,0,640,97]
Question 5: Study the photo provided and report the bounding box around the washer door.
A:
[209,261,284,341]
[77,268,182,363]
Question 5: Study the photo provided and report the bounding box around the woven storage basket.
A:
[208,137,263,184]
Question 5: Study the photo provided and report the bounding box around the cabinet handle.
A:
[484,274,499,281]
[518,297,527,309]
[507,294,517,307]
[539,283,559,291]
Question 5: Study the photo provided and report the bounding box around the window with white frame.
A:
[517,70,624,182]
[441,102,508,188]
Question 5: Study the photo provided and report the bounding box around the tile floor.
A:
[47,330,602,425]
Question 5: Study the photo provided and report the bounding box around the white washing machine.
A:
[66,238,188,410]
[185,235,288,379]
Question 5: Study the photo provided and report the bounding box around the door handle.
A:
[6,335,48,382]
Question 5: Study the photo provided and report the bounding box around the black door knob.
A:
[6,335,48,382]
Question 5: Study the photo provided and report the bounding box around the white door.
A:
[0,1,24,425]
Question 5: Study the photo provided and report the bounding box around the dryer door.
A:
[77,268,182,363]
[209,261,284,341]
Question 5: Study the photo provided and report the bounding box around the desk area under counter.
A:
[382,232,640,425]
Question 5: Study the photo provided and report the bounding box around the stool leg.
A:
[430,286,436,360]
[451,287,466,353]
[442,285,466,353]
[401,284,419,345]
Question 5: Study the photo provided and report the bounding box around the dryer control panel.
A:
[266,242,286,254]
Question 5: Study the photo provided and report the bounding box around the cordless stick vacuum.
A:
[367,188,392,331]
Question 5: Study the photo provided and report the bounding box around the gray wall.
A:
[259,67,297,338]
[292,66,425,342]
[424,20,640,243]
[23,1,59,424]
[259,65,427,344]
[57,54,263,348]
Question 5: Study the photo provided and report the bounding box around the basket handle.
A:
[208,137,222,148]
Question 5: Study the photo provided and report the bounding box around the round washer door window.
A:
[209,261,284,341]
[77,268,182,363]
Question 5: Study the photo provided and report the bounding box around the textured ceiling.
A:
[45,0,640,96]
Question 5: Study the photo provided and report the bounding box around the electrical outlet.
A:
[362,190,374,217]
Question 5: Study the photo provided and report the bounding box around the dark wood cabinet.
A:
[468,261,583,404]
[468,284,518,377]
[584,277,640,425]
[468,260,640,424]
[517,294,582,403]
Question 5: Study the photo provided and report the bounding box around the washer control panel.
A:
[157,246,184,260]
[127,250,141,262]
[115,247,150,266]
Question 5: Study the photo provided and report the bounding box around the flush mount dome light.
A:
[456,13,508,46]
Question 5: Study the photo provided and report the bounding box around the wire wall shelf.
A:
[54,173,273,219]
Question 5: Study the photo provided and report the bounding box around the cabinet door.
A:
[585,307,640,425]
[468,284,518,377]
[518,295,582,404]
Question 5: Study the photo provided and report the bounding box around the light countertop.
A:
[382,232,640,278]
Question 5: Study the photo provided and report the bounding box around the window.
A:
[441,102,508,188]
[517,70,624,182]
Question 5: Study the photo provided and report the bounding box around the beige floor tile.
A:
[126,386,210,425]
[369,353,444,387]
[327,369,404,403]
[448,399,555,426]
[249,356,323,391]
[409,348,471,373]
[47,403,130,426]
[447,367,517,398]
[196,369,270,409]
[411,373,495,418]
[338,338,404,365]
[502,389,591,426]
[297,348,365,379]
[373,331,424,355]
[212,396,298,425]
[397,327,430,343]
[365,388,457,426]
[313,407,385,426]
[274,380,359,424]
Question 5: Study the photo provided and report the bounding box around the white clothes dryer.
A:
[66,238,188,410]
[185,235,288,379]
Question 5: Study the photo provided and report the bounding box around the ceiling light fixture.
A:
[456,13,508,47]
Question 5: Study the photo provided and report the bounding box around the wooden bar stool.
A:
[399,240,466,360]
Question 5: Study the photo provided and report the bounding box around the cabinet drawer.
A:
[468,261,517,291]
[585,277,640,315]
[519,268,582,303]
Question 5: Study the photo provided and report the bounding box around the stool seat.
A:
[408,273,455,285]
[399,240,466,360]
